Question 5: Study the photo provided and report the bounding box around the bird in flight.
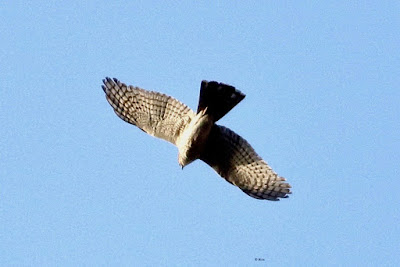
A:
[102,78,291,200]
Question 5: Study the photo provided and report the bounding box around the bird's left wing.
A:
[102,78,195,145]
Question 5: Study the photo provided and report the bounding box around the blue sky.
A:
[1,1,399,266]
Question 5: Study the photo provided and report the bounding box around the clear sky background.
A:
[1,1,399,266]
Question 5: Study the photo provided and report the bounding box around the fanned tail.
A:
[197,81,245,122]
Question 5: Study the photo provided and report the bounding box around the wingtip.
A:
[102,77,122,90]
[102,77,111,85]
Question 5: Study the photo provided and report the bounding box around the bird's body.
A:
[176,108,214,167]
[102,78,291,201]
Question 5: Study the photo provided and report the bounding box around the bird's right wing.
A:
[200,125,291,201]
[102,78,195,145]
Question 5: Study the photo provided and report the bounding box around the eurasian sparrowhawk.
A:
[102,78,291,201]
